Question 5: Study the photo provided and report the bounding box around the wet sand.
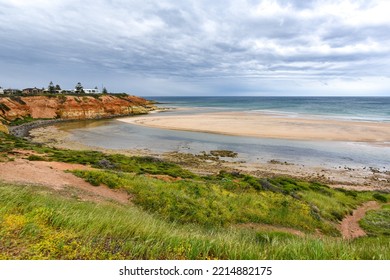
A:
[118,112,390,144]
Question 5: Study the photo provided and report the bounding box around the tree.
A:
[48,81,55,94]
[55,84,61,91]
[75,82,84,94]
[102,87,108,94]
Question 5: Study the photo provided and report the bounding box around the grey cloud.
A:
[0,0,389,95]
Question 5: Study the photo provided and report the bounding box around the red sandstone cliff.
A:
[0,95,156,124]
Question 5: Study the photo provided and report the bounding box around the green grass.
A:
[48,150,196,178]
[1,183,390,260]
[0,132,195,178]
[8,116,36,126]
[70,169,389,237]
[360,205,390,236]
[0,132,45,153]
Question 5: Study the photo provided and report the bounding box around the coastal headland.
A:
[0,94,156,125]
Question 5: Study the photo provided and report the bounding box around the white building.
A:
[0,87,4,94]
[83,88,101,94]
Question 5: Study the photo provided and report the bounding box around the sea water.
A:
[150,96,390,122]
[56,96,390,169]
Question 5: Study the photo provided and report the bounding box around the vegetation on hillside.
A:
[0,131,389,259]
[360,205,390,237]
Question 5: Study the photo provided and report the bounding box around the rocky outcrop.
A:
[0,95,156,123]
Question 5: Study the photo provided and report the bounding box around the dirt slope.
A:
[0,158,130,204]
[339,201,380,239]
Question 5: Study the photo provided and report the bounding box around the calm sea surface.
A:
[149,96,390,122]
[56,96,390,169]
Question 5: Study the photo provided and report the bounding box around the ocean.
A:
[56,96,390,169]
[149,96,390,122]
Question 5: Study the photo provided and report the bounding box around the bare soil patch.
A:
[0,158,130,204]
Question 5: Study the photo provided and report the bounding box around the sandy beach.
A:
[118,111,390,144]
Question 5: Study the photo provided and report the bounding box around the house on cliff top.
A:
[3,88,20,95]
[22,87,44,95]
[83,88,101,94]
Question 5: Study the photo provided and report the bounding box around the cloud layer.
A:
[1,0,390,95]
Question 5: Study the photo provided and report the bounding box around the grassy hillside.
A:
[1,132,390,259]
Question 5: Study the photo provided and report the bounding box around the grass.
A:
[360,205,390,237]
[71,170,324,231]
[8,116,36,126]
[0,133,45,153]
[72,169,389,237]
[48,150,196,178]
[0,132,194,178]
[1,131,390,259]
[1,183,390,260]
[0,182,270,260]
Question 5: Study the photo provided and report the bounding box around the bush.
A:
[373,193,388,203]
[96,159,116,169]
[27,155,45,161]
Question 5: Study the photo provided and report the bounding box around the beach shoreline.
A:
[117,111,390,145]
[28,123,390,192]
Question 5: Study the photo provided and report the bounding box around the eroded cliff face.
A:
[0,95,156,123]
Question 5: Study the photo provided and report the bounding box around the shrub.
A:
[96,159,116,169]
[27,155,45,161]
[373,193,388,203]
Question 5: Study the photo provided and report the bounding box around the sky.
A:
[1,0,390,96]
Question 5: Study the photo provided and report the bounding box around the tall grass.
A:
[1,183,390,260]
[72,169,390,238]
[360,205,390,236]
[71,170,332,233]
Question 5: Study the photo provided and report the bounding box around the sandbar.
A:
[118,111,390,143]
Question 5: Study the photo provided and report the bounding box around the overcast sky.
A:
[1,0,390,96]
